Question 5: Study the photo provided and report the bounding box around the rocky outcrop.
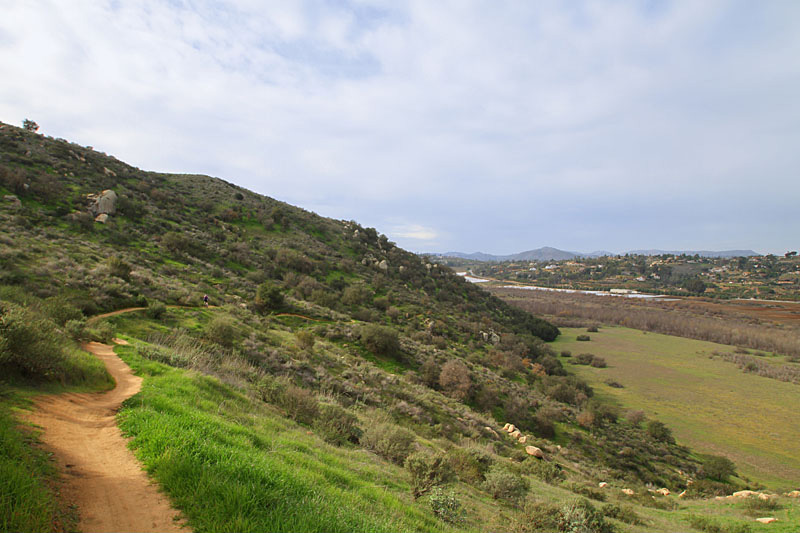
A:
[88,189,118,217]
[525,446,544,458]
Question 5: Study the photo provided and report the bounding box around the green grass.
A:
[553,326,800,489]
[115,344,464,533]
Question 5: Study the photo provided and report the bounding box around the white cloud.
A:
[1,1,798,254]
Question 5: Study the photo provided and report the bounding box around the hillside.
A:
[1,120,796,532]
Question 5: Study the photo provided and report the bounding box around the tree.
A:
[360,325,400,358]
[22,119,39,132]
[683,278,706,295]
[785,251,797,258]
[701,455,736,482]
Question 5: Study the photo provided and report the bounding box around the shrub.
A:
[446,446,493,485]
[601,503,641,525]
[360,325,400,358]
[574,353,594,365]
[439,360,471,400]
[419,357,440,389]
[295,330,315,351]
[685,479,735,498]
[700,455,736,482]
[483,465,529,504]
[146,300,167,320]
[686,515,752,533]
[65,318,88,341]
[742,496,781,516]
[626,410,645,426]
[646,420,675,444]
[314,403,361,445]
[587,326,599,333]
[204,317,236,348]
[514,500,560,532]
[405,449,454,499]
[590,356,607,368]
[560,350,572,358]
[254,281,284,313]
[558,499,615,533]
[107,256,132,281]
[0,303,65,379]
[563,481,606,502]
[89,321,115,344]
[260,378,319,425]
[576,335,590,341]
[39,296,83,326]
[428,487,464,524]
[524,459,565,484]
[360,421,415,464]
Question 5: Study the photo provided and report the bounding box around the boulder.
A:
[378,259,388,271]
[621,489,635,496]
[94,213,109,223]
[599,482,609,488]
[655,488,670,496]
[483,426,499,439]
[758,493,774,501]
[525,446,544,459]
[502,423,511,431]
[103,166,117,177]
[518,435,527,444]
[506,424,516,433]
[732,490,759,499]
[510,430,522,439]
[678,490,687,498]
[755,517,777,524]
[785,490,800,498]
[89,189,118,216]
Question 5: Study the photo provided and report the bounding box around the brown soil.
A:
[25,341,188,533]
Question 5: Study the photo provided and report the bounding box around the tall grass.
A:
[116,344,459,533]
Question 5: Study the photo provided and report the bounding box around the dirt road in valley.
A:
[25,340,188,533]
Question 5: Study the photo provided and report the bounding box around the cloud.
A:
[1,1,798,254]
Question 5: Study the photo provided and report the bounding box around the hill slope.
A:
[2,120,791,532]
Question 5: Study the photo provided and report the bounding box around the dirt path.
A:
[25,341,188,533]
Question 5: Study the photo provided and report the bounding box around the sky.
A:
[1,1,798,255]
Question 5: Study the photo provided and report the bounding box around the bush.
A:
[560,350,572,358]
[524,459,565,484]
[146,300,167,320]
[65,318,88,341]
[254,281,284,313]
[204,317,236,348]
[405,449,454,499]
[483,465,529,504]
[360,421,415,464]
[576,335,591,341]
[295,330,315,351]
[601,503,641,525]
[574,353,594,365]
[259,378,319,425]
[587,326,599,333]
[686,515,752,533]
[590,356,607,368]
[700,455,736,482]
[107,256,132,281]
[428,487,464,524]
[446,446,493,485]
[439,360,471,401]
[39,296,83,326]
[646,420,675,444]
[514,500,561,532]
[558,499,616,533]
[314,404,361,445]
[563,481,606,502]
[360,325,400,358]
[685,479,735,498]
[0,303,66,379]
[88,321,115,344]
[742,496,781,516]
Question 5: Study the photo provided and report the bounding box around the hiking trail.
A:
[25,339,189,533]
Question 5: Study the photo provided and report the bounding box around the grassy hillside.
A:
[2,120,798,532]
[553,326,800,489]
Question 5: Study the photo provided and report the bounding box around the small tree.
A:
[646,420,675,443]
[22,119,39,132]
[360,324,400,357]
[701,455,736,482]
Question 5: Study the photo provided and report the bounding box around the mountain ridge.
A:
[432,247,760,262]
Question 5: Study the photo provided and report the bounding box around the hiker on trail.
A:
[203,294,209,307]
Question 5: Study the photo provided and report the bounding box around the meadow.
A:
[553,326,800,489]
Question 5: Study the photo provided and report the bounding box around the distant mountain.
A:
[434,248,760,262]
[626,249,760,258]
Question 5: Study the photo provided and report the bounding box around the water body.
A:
[499,285,678,300]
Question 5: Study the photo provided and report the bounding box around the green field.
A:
[553,327,800,490]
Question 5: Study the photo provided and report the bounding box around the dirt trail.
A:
[25,341,188,533]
